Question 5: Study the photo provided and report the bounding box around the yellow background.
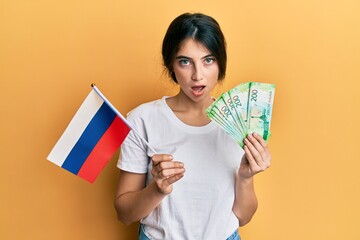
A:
[1,0,359,239]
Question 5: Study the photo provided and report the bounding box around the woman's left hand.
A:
[239,132,271,179]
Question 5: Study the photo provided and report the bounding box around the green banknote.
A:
[206,82,275,148]
[206,99,245,146]
[226,82,250,135]
[216,95,246,137]
[247,82,275,141]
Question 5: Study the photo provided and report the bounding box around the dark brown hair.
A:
[162,13,227,83]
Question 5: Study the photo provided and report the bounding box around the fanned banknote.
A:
[206,82,275,148]
[247,82,275,141]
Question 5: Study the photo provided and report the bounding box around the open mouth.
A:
[191,86,206,96]
[191,86,205,93]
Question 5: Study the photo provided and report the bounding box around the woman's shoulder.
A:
[126,97,166,120]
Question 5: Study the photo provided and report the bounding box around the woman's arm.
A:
[233,133,271,226]
[114,154,185,225]
[232,176,258,226]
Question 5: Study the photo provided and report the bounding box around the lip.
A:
[191,85,206,97]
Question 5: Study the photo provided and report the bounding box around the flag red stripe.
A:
[77,116,130,183]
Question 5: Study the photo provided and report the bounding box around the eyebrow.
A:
[175,54,215,60]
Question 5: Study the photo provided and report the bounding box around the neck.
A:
[165,91,215,127]
[172,91,214,112]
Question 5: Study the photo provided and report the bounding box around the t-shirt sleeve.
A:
[117,111,150,174]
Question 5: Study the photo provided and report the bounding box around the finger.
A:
[160,168,186,179]
[244,138,266,169]
[246,133,269,162]
[250,133,271,167]
[165,172,185,185]
[158,161,184,170]
[243,145,261,171]
[153,163,185,180]
[252,133,271,158]
[151,154,173,165]
[244,136,261,163]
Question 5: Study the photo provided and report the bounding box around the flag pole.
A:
[91,83,157,154]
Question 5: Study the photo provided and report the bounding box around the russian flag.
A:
[47,85,131,183]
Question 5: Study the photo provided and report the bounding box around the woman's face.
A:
[172,38,220,103]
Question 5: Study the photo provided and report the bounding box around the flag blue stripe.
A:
[61,102,116,174]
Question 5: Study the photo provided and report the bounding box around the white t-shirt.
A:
[118,97,244,240]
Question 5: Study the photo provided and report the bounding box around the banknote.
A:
[206,102,245,146]
[214,95,246,137]
[247,82,275,141]
[226,82,250,135]
[206,82,275,148]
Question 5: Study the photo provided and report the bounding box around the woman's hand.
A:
[151,154,185,195]
[114,155,185,225]
[239,133,271,179]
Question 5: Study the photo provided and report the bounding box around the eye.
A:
[204,57,215,64]
[179,59,191,65]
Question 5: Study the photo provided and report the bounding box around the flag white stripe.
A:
[47,90,104,166]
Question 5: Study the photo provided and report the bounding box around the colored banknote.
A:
[247,82,275,141]
[206,82,275,148]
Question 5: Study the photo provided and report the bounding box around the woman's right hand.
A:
[151,154,185,195]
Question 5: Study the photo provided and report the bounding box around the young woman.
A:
[114,13,271,240]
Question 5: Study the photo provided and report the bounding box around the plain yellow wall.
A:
[1,0,360,239]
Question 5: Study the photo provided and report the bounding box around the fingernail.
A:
[253,132,258,137]
[168,155,173,160]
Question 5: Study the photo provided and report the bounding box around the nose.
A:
[191,63,204,81]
